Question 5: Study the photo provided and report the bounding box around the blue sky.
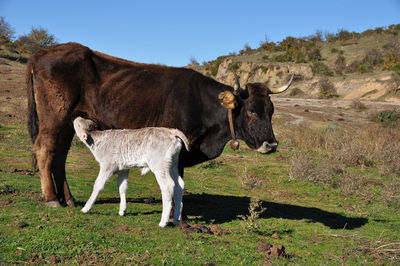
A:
[1,0,399,66]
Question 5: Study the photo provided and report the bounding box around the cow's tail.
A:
[26,60,39,173]
[174,129,190,152]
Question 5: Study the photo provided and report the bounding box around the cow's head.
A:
[220,75,293,154]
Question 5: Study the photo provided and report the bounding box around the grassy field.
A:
[1,59,400,264]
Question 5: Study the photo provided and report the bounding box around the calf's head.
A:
[222,75,293,154]
[72,117,97,142]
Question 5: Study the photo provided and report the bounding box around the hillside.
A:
[190,25,400,102]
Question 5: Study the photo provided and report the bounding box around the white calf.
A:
[73,117,189,227]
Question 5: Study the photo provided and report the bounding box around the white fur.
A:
[73,117,189,227]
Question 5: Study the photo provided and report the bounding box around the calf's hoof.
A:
[119,211,125,216]
[45,200,62,207]
[159,222,168,228]
[81,207,89,213]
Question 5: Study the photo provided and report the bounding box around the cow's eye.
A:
[247,110,257,117]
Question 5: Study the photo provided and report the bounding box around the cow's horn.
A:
[233,73,240,95]
[233,72,249,98]
[269,74,294,94]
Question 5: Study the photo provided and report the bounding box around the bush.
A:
[307,48,322,61]
[346,60,361,73]
[311,61,334,76]
[228,62,240,72]
[375,110,400,127]
[239,43,252,56]
[383,38,400,70]
[319,77,337,98]
[295,51,307,63]
[392,63,400,74]
[189,56,199,66]
[334,55,346,75]
[363,48,383,67]
[206,57,224,76]
[272,52,292,62]
[357,64,372,73]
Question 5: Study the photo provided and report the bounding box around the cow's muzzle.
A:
[256,141,278,154]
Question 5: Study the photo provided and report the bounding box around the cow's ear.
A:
[218,91,237,109]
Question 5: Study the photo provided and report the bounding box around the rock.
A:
[256,242,286,258]
[271,233,281,239]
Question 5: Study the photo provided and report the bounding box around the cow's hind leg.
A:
[52,128,75,206]
[34,134,61,207]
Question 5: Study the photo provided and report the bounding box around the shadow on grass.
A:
[74,197,161,206]
[184,193,368,230]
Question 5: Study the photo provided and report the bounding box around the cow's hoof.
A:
[118,211,125,216]
[66,198,76,207]
[45,200,62,207]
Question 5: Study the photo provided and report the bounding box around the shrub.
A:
[351,99,367,110]
[382,179,400,207]
[239,167,266,190]
[238,198,266,233]
[375,110,400,127]
[295,51,307,63]
[392,63,400,74]
[228,62,240,72]
[312,61,334,76]
[272,52,292,62]
[346,60,361,73]
[239,43,252,56]
[357,64,373,73]
[336,29,355,42]
[307,48,322,61]
[189,56,199,66]
[363,48,383,67]
[319,77,337,98]
[334,55,346,75]
[208,57,224,76]
[289,150,344,185]
[331,47,339,53]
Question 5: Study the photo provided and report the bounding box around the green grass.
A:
[1,119,400,264]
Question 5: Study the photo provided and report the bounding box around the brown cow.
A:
[26,43,293,207]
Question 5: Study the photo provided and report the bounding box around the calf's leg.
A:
[117,170,129,216]
[154,169,175,227]
[81,166,114,213]
[172,167,184,225]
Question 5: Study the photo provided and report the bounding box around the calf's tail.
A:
[174,129,190,152]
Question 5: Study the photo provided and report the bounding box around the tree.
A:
[14,26,57,55]
[0,16,15,46]
[27,26,57,52]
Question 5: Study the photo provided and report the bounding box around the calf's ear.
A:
[218,91,237,109]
